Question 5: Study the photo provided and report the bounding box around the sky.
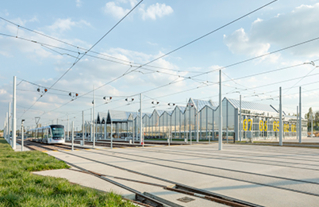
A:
[1,0,319,129]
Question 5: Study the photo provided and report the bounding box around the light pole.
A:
[311,112,314,138]
[151,100,160,141]
[12,76,17,150]
[21,119,25,151]
[219,70,222,150]
[187,102,194,145]
[168,103,175,144]
[72,121,74,151]
[139,94,143,147]
[92,85,95,148]
[279,87,283,146]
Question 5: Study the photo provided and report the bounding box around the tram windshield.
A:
[51,127,64,139]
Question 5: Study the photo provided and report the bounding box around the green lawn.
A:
[0,138,135,207]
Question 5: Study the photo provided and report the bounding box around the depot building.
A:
[89,98,307,142]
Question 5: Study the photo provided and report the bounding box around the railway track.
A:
[22,140,262,206]
[20,139,319,206]
[77,148,319,197]
[18,140,85,151]
[65,140,145,148]
[136,146,319,171]
[57,149,262,207]
[70,138,189,146]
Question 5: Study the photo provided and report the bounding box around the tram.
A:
[27,125,65,144]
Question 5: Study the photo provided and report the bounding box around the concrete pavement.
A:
[35,143,319,206]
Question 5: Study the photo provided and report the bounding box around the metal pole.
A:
[279,87,283,146]
[299,87,302,143]
[93,86,95,147]
[168,116,171,146]
[132,118,135,144]
[12,76,16,150]
[8,102,11,145]
[311,112,313,138]
[82,111,85,146]
[239,95,242,142]
[218,70,222,150]
[21,124,24,151]
[57,118,58,124]
[72,121,74,151]
[226,101,228,143]
[90,109,92,141]
[206,108,209,144]
[189,104,192,145]
[169,114,172,145]
[67,114,69,140]
[5,112,8,142]
[111,121,113,149]
[104,120,107,140]
[196,100,199,143]
[140,93,144,147]
[84,122,88,138]
[296,106,299,140]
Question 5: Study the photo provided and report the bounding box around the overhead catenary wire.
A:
[1,0,313,104]
[0,32,204,75]
[130,0,278,74]
[39,78,319,129]
[21,52,319,123]
[14,0,143,120]
[48,0,144,89]
[29,57,319,122]
[13,0,319,123]
[0,1,276,76]
[125,36,319,99]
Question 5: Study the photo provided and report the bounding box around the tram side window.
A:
[44,128,50,139]
[37,129,43,139]
[48,128,52,138]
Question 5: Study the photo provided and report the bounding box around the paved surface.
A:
[14,143,31,151]
[36,143,319,206]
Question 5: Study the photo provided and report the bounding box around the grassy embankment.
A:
[0,138,135,207]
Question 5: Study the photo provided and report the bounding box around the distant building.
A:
[91,97,307,141]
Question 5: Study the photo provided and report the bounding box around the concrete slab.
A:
[14,143,31,151]
[63,142,105,149]
[45,144,319,207]
[33,168,132,196]
[44,151,224,206]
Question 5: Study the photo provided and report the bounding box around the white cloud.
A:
[48,18,90,33]
[140,3,173,20]
[223,28,271,57]
[224,2,319,59]
[147,41,158,46]
[103,1,173,20]
[0,89,7,94]
[76,0,82,7]
[103,2,130,19]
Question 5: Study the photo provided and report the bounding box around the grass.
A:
[0,138,135,207]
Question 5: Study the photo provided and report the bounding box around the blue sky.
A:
[1,0,319,129]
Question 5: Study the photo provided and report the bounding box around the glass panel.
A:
[51,127,64,139]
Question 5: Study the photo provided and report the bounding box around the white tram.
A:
[27,125,65,144]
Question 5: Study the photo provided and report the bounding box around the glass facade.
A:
[95,98,307,141]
